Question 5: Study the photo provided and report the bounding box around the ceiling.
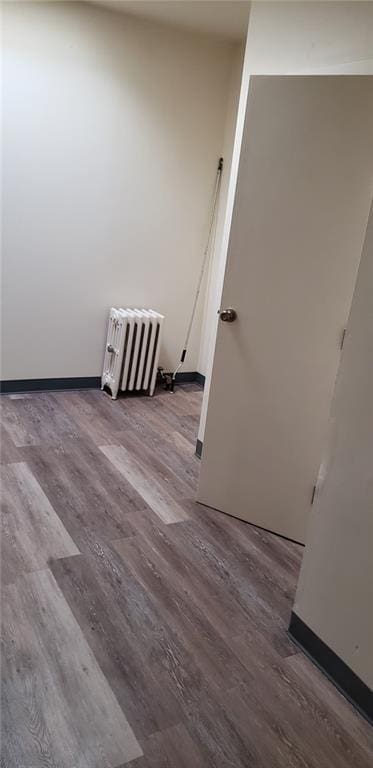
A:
[90,1,251,42]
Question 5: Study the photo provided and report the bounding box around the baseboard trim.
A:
[195,438,203,458]
[0,377,102,394]
[172,371,197,383]
[195,372,206,386]
[1,372,205,394]
[289,612,373,725]
[173,371,205,385]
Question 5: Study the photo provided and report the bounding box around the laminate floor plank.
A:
[230,629,295,679]
[182,509,297,656]
[114,393,199,452]
[125,723,208,768]
[124,397,199,470]
[113,534,251,691]
[56,390,136,446]
[153,389,202,418]
[66,542,217,713]
[1,570,142,768]
[2,582,80,768]
[50,547,190,737]
[52,541,248,750]
[113,418,199,492]
[186,501,301,622]
[56,386,201,449]
[267,660,372,768]
[134,395,200,444]
[194,499,303,582]
[100,444,189,524]
[285,653,373,761]
[0,423,21,464]
[170,427,197,455]
[170,413,200,444]
[115,393,201,449]
[1,461,79,585]
[182,514,300,661]
[125,507,251,639]
[223,682,320,768]
[116,428,197,499]
[0,393,80,447]
[20,437,148,551]
[176,691,266,768]
[225,660,372,768]
[146,510,295,657]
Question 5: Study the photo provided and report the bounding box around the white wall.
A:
[246,1,373,74]
[1,1,236,380]
[294,201,373,689]
[198,0,373,444]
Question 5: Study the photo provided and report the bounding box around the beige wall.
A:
[294,201,373,688]
[246,1,373,74]
[198,0,373,443]
[1,1,236,380]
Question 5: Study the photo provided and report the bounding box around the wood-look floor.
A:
[1,384,372,768]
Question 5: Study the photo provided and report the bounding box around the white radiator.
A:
[102,308,164,399]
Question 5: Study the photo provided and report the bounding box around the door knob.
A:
[219,308,237,323]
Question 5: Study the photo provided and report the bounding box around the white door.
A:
[198,76,373,543]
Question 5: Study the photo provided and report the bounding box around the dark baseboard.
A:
[173,371,197,382]
[195,439,203,458]
[0,372,205,395]
[0,376,101,394]
[174,371,205,385]
[195,372,206,386]
[289,612,373,725]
